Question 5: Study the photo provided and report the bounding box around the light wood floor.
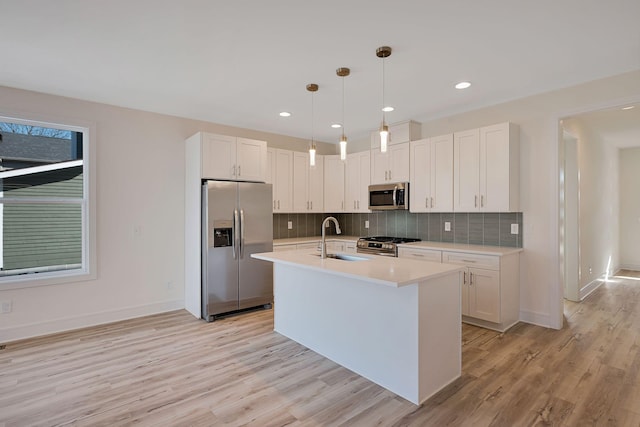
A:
[2,270,640,426]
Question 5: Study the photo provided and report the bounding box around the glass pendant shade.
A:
[309,144,316,166]
[380,124,389,153]
[339,136,347,160]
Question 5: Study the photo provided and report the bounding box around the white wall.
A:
[619,148,640,269]
[0,85,333,342]
[563,118,619,298]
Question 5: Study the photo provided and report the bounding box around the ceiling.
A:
[2,1,639,144]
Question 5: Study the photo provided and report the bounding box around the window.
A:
[0,117,92,287]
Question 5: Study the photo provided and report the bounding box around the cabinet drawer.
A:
[398,247,442,262]
[442,251,499,270]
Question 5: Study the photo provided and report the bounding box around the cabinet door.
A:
[236,137,267,182]
[480,123,510,211]
[370,149,389,184]
[292,152,309,212]
[409,139,430,212]
[389,142,410,183]
[345,153,360,212]
[324,155,345,212]
[345,242,357,253]
[308,155,324,212]
[274,150,293,212]
[430,134,454,212]
[202,133,236,180]
[454,129,480,212]
[468,267,500,322]
[356,151,370,212]
[266,148,275,185]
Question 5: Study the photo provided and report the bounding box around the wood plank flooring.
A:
[1,270,640,426]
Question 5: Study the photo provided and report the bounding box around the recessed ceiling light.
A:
[455,81,471,89]
[279,111,291,117]
[382,106,394,112]
[331,123,342,128]
[622,105,635,110]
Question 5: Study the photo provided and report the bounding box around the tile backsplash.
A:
[273,211,523,248]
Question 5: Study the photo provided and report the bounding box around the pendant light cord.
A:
[382,55,386,124]
[342,74,346,139]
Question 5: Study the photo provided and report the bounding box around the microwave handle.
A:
[392,185,398,206]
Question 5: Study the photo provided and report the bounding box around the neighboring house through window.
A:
[0,118,91,286]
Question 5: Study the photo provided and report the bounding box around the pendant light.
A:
[376,46,392,153]
[337,67,350,161]
[307,83,318,166]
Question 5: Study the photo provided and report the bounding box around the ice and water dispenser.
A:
[212,220,233,247]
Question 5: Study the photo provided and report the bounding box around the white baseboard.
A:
[519,309,551,328]
[1,299,184,343]
[618,264,640,272]
[580,279,604,300]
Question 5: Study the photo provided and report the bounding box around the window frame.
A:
[0,114,96,289]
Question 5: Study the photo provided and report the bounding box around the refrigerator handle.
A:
[240,209,245,258]
[233,209,239,259]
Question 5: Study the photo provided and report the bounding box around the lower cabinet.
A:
[399,246,520,332]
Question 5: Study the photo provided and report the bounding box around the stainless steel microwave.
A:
[368,182,409,210]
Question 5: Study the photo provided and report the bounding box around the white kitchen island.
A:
[252,250,463,405]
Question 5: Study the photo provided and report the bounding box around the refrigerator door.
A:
[202,181,239,319]
[238,182,273,310]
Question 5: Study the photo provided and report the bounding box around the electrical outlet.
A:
[287,221,293,230]
[511,224,519,234]
[364,220,369,229]
[0,300,12,314]
[444,222,451,232]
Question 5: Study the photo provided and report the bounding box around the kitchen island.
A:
[252,250,463,405]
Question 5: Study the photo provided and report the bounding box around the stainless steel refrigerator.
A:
[201,180,273,321]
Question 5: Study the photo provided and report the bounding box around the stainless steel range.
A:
[356,236,421,257]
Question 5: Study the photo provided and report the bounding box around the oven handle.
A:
[392,185,398,206]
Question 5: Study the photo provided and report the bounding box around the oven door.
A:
[368,183,408,210]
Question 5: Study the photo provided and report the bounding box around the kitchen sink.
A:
[312,253,369,262]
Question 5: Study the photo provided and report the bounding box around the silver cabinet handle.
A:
[425,198,428,208]
[273,200,276,210]
[357,200,360,209]
[412,253,425,257]
[481,195,484,207]
[232,164,236,177]
[385,171,388,181]
[307,201,309,210]
[469,272,474,285]
[463,271,467,284]
[238,165,241,176]
[389,170,392,180]
[310,201,313,210]
[475,195,478,208]
[278,200,280,209]
[462,259,477,263]
[431,197,434,208]
[354,200,356,209]
[341,201,344,210]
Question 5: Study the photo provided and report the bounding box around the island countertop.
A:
[252,250,463,288]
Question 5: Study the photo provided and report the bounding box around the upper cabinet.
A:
[201,133,268,182]
[370,120,421,148]
[292,152,324,213]
[453,122,519,212]
[324,155,345,212]
[371,142,410,185]
[345,151,370,212]
[267,148,293,212]
[409,134,454,212]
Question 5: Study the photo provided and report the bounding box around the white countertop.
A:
[398,241,523,256]
[252,250,463,288]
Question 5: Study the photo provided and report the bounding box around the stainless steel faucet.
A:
[321,216,342,259]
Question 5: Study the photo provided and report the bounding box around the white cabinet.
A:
[398,245,520,332]
[345,151,370,212]
[398,247,442,262]
[370,120,421,148]
[267,148,293,212]
[292,152,324,212]
[345,241,357,253]
[324,155,345,212]
[453,122,519,212]
[200,133,268,182]
[326,241,345,253]
[442,251,520,331]
[371,142,410,184]
[409,134,454,212]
